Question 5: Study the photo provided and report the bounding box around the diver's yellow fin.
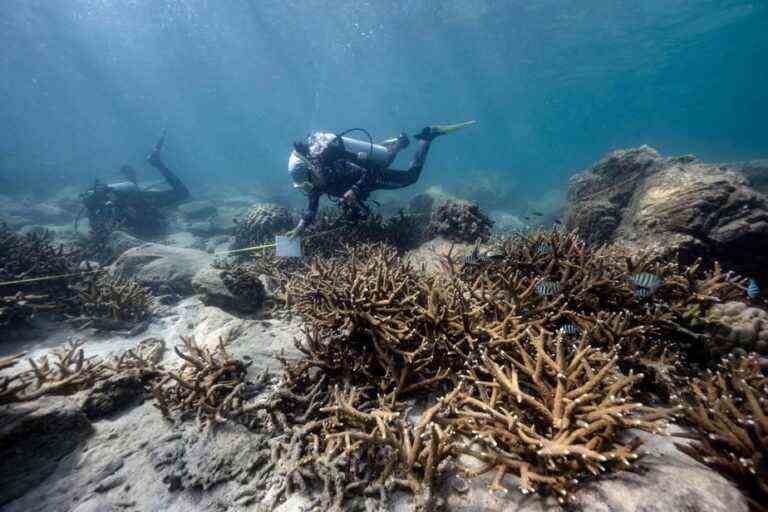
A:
[432,120,477,134]
[414,120,476,140]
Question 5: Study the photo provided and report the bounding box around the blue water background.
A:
[1,0,766,202]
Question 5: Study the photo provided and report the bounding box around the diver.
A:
[79,131,190,237]
[286,121,475,237]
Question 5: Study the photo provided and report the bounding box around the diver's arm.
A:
[346,161,377,200]
[293,190,320,236]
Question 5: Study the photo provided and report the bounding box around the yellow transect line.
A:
[0,211,434,285]
[0,269,105,287]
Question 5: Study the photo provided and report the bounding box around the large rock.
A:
[79,373,146,420]
[177,200,218,221]
[566,146,768,281]
[0,396,93,506]
[109,243,213,294]
[107,230,145,256]
[191,266,264,313]
[726,159,768,194]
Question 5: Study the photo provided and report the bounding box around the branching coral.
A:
[76,274,153,326]
[0,339,163,406]
[248,230,765,509]
[151,336,271,429]
[675,354,768,511]
[0,223,81,325]
[453,335,671,502]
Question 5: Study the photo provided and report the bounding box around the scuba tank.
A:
[338,135,390,165]
[108,181,141,193]
[307,129,390,167]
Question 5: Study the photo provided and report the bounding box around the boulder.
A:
[107,230,145,256]
[191,267,264,313]
[177,200,218,221]
[725,159,768,194]
[109,243,213,294]
[566,146,768,281]
[571,429,748,512]
[0,396,93,506]
[79,373,146,420]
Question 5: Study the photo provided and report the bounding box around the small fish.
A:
[535,242,553,255]
[560,323,580,336]
[553,219,562,225]
[634,286,652,299]
[532,211,543,217]
[747,278,760,299]
[461,246,485,266]
[535,280,561,297]
[627,272,662,289]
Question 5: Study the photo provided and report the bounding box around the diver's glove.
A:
[342,189,359,207]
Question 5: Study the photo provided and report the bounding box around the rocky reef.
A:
[3,149,768,512]
[566,146,768,283]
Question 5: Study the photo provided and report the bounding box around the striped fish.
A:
[635,286,652,299]
[461,246,484,266]
[627,272,662,289]
[560,323,580,336]
[747,278,760,299]
[535,280,561,297]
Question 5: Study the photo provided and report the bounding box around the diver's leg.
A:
[376,138,433,189]
[146,136,190,204]
[380,133,410,168]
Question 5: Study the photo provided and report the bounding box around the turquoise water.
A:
[1,1,766,199]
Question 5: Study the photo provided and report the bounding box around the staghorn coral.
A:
[674,353,768,511]
[0,339,163,406]
[0,223,81,325]
[427,199,493,243]
[249,231,768,509]
[302,207,426,257]
[76,274,153,326]
[452,334,671,502]
[151,336,271,430]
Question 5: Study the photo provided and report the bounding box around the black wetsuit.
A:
[83,154,190,236]
[301,138,433,228]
